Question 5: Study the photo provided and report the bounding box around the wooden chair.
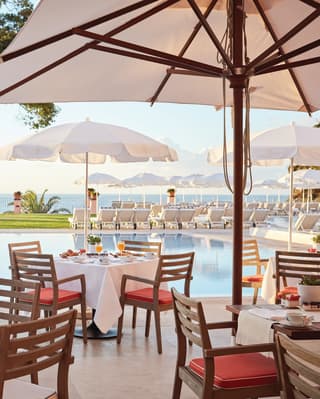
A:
[276,332,320,399]
[8,240,42,278]
[242,239,269,304]
[171,288,280,399]
[275,250,320,304]
[117,252,195,354]
[0,309,76,399]
[0,277,40,324]
[12,251,88,344]
[123,240,162,256]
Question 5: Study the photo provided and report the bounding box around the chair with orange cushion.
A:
[242,239,269,304]
[117,252,194,354]
[8,241,42,278]
[275,250,320,304]
[12,251,87,343]
[171,288,280,399]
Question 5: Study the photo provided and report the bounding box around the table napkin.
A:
[248,307,287,321]
[236,310,275,345]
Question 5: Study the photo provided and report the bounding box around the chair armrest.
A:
[56,274,86,292]
[204,342,276,358]
[260,258,269,263]
[120,274,157,298]
[122,274,156,286]
[206,320,238,330]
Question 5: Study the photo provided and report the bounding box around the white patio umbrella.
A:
[75,172,123,211]
[0,121,177,248]
[0,0,319,304]
[122,172,167,205]
[209,124,320,249]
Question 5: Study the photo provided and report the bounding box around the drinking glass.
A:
[95,243,103,255]
[117,241,125,254]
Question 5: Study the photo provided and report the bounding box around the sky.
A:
[0,101,319,195]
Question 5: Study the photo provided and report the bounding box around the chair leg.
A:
[80,301,88,344]
[154,310,162,354]
[145,309,151,337]
[172,369,183,399]
[132,306,137,329]
[117,308,124,344]
[252,287,259,305]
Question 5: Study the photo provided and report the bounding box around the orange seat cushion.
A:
[28,288,81,305]
[190,353,277,389]
[125,288,172,304]
[277,286,298,298]
[242,274,264,283]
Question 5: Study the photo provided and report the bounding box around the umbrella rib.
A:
[298,0,320,8]
[255,56,320,74]
[149,0,218,105]
[246,5,320,72]
[1,0,158,62]
[251,0,315,115]
[91,44,221,77]
[186,0,233,72]
[74,29,222,76]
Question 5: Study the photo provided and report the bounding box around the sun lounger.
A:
[92,208,116,229]
[68,208,92,229]
[112,200,122,209]
[133,209,151,229]
[115,209,135,229]
[178,209,196,229]
[207,207,226,229]
[153,208,179,229]
[150,204,163,218]
[294,212,320,232]
[121,201,135,209]
[250,209,269,227]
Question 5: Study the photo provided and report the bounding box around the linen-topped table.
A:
[54,255,159,337]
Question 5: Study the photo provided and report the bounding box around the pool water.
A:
[0,232,275,296]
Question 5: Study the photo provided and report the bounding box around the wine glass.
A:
[117,241,125,255]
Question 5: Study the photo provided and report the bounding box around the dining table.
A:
[54,254,159,339]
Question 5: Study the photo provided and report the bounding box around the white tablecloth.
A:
[54,257,158,333]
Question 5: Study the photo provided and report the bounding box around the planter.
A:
[298,284,320,303]
[88,244,96,253]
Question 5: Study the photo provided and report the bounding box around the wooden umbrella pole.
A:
[230,0,245,306]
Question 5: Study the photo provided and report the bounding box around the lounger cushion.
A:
[4,379,57,399]
[190,353,277,389]
[242,274,264,283]
[125,288,172,304]
[28,288,81,305]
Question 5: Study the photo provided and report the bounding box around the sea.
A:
[0,193,288,213]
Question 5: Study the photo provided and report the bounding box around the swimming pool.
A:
[0,232,275,296]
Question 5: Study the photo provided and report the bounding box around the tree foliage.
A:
[0,0,60,129]
[20,189,70,214]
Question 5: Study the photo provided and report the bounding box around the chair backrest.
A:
[276,333,320,399]
[178,209,195,223]
[155,252,195,296]
[12,252,57,288]
[115,209,134,222]
[121,201,135,209]
[133,209,151,222]
[123,240,162,256]
[0,310,76,399]
[275,250,320,300]
[250,209,269,223]
[98,208,116,222]
[172,287,211,351]
[72,208,85,220]
[296,213,320,231]
[161,208,178,222]
[8,240,42,268]
[0,277,41,323]
[243,239,266,275]
[207,207,225,222]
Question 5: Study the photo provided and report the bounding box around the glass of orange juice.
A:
[95,243,103,255]
[117,241,125,254]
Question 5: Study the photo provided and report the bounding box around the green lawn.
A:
[0,213,72,229]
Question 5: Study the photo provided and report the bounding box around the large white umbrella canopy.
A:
[0,120,177,247]
[209,124,320,248]
[122,172,167,204]
[0,0,319,304]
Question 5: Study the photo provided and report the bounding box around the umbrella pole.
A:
[288,158,294,250]
[230,0,244,306]
[84,152,89,250]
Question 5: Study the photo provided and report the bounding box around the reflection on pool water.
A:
[0,232,275,296]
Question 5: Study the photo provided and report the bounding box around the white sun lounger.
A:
[115,209,135,229]
[133,209,151,229]
[295,213,320,232]
[92,208,116,230]
[68,208,91,229]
